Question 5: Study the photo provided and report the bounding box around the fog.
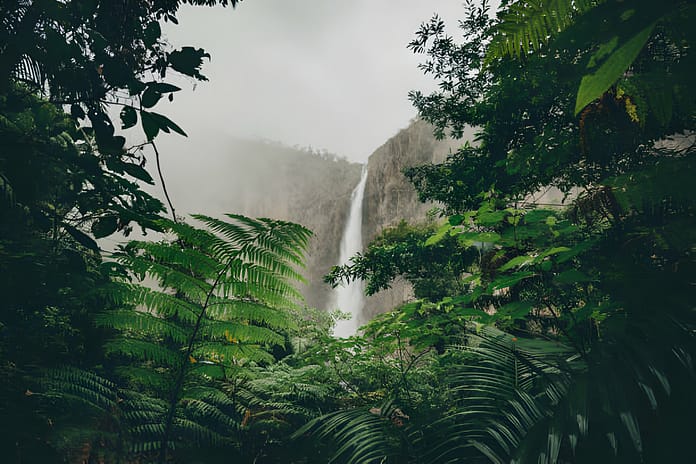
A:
[153,0,469,166]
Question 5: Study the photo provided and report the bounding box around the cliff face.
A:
[360,120,465,321]
[167,138,362,311]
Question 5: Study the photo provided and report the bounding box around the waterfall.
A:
[332,165,368,338]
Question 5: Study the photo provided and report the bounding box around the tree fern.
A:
[97,213,311,462]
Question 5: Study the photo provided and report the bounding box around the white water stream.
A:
[332,165,368,338]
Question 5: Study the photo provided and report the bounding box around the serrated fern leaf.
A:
[96,309,191,344]
[488,0,602,60]
[200,319,286,346]
[104,338,180,367]
[206,299,291,329]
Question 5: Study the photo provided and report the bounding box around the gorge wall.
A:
[360,120,465,322]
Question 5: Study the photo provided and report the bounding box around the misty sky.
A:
[159,0,470,163]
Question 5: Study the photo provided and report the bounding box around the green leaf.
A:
[121,162,154,184]
[120,106,137,129]
[141,110,159,141]
[556,239,597,263]
[150,82,181,94]
[142,111,188,137]
[538,246,571,260]
[458,231,501,247]
[168,47,211,80]
[575,22,656,115]
[553,269,593,285]
[425,223,452,246]
[496,301,534,320]
[63,223,99,252]
[476,209,507,226]
[70,103,85,120]
[499,254,533,271]
[144,21,161,47]
[92,216,119,238]
[141,86,162,108]
[490,271,535,291]
[449,214,464,226]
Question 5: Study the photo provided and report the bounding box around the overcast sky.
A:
[158,0,472,163]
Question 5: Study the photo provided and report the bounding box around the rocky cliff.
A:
[359,120,466,322]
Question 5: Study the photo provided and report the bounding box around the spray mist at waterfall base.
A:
[332,166,368,338]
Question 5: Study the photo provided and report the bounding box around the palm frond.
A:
[294,400,407,464]
[417,329,574,463]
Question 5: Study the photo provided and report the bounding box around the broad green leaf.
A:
[63,223,99,252]
[120,106,137,129]
[490,271,535,291]
[476,209,507,226]
[141,86,162,108]
[458,231,501,247]
[150,82,181,94]
[449,214,464,226]
[91,216,118,238]
[141,110,159,140]
[425,223,453,246]
[538,246,571,260]
[499,254,534,271]
[556,239,598,263]
[148,111,188,137]
[144,21,161,47]
[575,22,656,115]
[553,269,593,285]
[122,162,154,184]
[524,209,556,224]
[496,301,534,320]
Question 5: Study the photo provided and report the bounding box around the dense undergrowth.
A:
[1,0,694,462]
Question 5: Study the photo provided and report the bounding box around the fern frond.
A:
[184,385,236,408]
[172,417,230,446]
[38,367,118,413]
[127,240,221,278]
[121,390,168,417]
[200,319,286,346]
[115,365,172,390]
[206,299,290,329]
[417,329,574,463]
[179,398,238,429]
[104,338,181,367]
[13,54,48,90]
[116,253,211,300]
[95,309,191,344]
[101,213,310,457]
[488,0,602,60]
[192,213,256,244]
[192,342,276,365]
[106,283,200,323]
